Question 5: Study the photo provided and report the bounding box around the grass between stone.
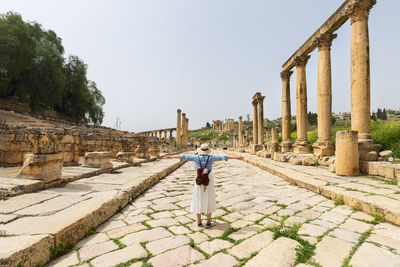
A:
[333,196,344,206]
[111,238,127,249]
[342,228,372,267]
[367,175,398,186]
[238,251,258,266]
[268,220,316,265]
[49,241,74,261]
[141,221,154,230]
[218,228,238,243]
[84,226,97,237]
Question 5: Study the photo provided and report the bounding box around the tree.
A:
[377,108,383,120]
[382,108,387,120]
[307,112,318,126]
[0,12,105,124]
[206,122,211,128]
[331,116,337,126]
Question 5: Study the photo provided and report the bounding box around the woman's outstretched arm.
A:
[163,155,180,159]
[164,155,197,161]
[228,156,244,160]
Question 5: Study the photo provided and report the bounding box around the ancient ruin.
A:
[2,1,400,266]
[232,0,388,178]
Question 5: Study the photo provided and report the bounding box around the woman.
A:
[165,144,243,227]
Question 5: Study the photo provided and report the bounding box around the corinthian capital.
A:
[346,0,376,24]
[316,33,337,51]
[294,55,311,67]
[280,70,293,81]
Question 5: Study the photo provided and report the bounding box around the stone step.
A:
[0,158,156,200]
[229,151,400,227]
[0,159,185,266]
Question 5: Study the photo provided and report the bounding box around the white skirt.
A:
[190,173,216,214]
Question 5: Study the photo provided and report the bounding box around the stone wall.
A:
[0,124,150,165]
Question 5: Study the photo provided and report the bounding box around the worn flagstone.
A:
[41,152,400,266]
[227,230,274,259]
[194,253,239,267]
[148,245,205,267]
[198,239,233,255]
[314,236,353,267]
[90,243,147,267]
[146,235,190,255]
[244,237,300,267]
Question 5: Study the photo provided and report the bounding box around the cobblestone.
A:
[44,153,400,266]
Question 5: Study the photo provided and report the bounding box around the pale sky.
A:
[2,0,399,132]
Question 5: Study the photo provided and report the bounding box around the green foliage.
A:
[270,222,315,265]
[307,112,317,126]
[49,242,73,260]
[334,196,344,206]
[342,229,372,267]
[85,226,97,237]
[291,120,400,158]
[375,108,387,120]
[370,120,400,158]
[189,128,230,141]
[112,238,127,249]
[0,12,105,124]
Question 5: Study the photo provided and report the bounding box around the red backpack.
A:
[196,155,210,190]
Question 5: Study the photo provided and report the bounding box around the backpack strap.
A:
[198,155,203,169]
[205,155,210,170]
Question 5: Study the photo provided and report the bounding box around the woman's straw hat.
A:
[198,144,211,155]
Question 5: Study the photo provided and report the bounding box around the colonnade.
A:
[280,0,380,157]
[138,128,175,142]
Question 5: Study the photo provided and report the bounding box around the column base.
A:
[313,140,334,157]
[135,145,150,159]
[267,142,280,158]
[19,153,63,183]
[280,141,292,153]
[250,144,263,154]
[116,152,135,163]
[293,140,311,154]
[358,138,382,161]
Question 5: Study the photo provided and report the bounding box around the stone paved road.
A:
[48,157,400,267]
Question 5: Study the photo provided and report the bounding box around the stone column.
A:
[313,33,336,157]
[269,127,280,159]
[257,95,265,145]
[252,95,258,145]
[265,129,270,143]
[335,130,359,176]
[280,70,293,152]
[158,130,162,141]
[238,116,243,146]
[176,109,182,146]
[294,55,311,154]
[169,130,174,141]
[350,0,381,158]
[185,117,189,145]
[182,113,187,146]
